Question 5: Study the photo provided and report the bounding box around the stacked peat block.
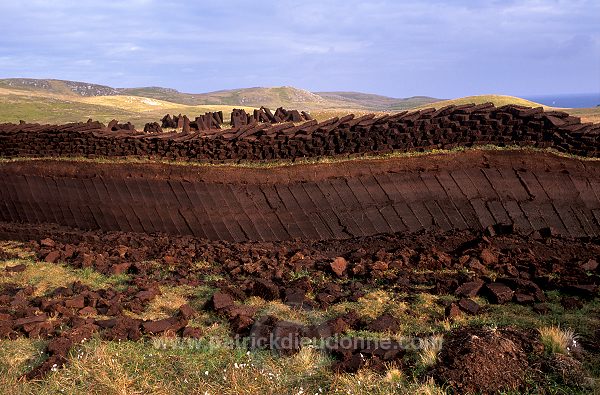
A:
[230,109,254,128]
[143,122,163,134]
[161,114,185,129]
[193,112,223,131]
[272,107,307,122]
[1,104,599,161]
[231,107,313,127]
[106,120,135,132]
[253,107,313,123]
[160,112,224,132]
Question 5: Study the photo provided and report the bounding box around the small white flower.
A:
[205,370,209,375]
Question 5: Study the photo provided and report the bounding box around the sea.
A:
[523,93,600,108]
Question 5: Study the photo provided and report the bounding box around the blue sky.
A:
[0,0,598,98]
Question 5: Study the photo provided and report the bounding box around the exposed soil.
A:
[2,150,600,241]
[432,327,543,394]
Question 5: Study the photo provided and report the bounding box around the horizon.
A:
[0,1,598,99]
[1,76,599,101]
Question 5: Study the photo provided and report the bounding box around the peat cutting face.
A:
[1,149,599,241]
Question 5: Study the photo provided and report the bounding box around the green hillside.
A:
[0,78,441,111]
[316,91,441,110]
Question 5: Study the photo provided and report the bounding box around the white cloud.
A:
[0,0,597,96]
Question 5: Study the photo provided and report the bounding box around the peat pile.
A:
[1,225,598,385]
[2,221,598,311]
[1,104,598,161]
[0,278,199,379]
[230,107,313,127]
[431,327,544,393]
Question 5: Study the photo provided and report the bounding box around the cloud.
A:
[0,0,598,96]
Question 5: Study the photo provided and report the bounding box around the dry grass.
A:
[539,326,578,355]
[2,145,599,175]
[0,85,253,126]
[331,368,448,394]
[568,107,600,124]
[383,367,404,385]
[417,335,444,368]
[413,377,447,395]
[354,290,392,320]
[130,286,193,321]
[0,258,129,297]
[246,298,308,323]
[0,337,335,395]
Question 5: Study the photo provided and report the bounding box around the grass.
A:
[417,335,444,368]
[0,251,130,296]
[122,85,347,110]
[539,326,578,355]
[0,335,455,395]
[0,86,254,126]
[2,145,599,174]
[130,285,195,321]
[568,107,600,124]
[354,290,393,320]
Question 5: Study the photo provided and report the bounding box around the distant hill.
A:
[0,78,597,125]
[121,87,442,110]
[120,86,332,109]
[0,78,441,111]
[413,95,547,110]
[316,91,442,110]
[0,78,120,97]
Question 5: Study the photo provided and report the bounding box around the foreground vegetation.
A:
[0,242,598,394]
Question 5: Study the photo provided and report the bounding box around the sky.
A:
[0,0,598,98]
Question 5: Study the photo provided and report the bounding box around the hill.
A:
[413,94,547,110]
[0,78,120,97]
[414,95,600,124]
[120,86,345,109]
[0,78,597,125]
[0,85,254,126]
[122,87,441,110]
[136,86,330,109]
[0,78,442,111]
[316,91,441,110]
